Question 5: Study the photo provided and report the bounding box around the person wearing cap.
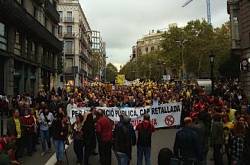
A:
[136,114,155,165]
[173,117,202,165]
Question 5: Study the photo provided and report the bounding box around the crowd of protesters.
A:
[0,79,249,165]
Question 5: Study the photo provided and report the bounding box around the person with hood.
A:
[114,115,136,165]
[136,114,155,165]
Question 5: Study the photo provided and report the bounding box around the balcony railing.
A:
[58,32,63,38]
[64,49,73,54]
[64,17,74,23]
[63,32,75,38]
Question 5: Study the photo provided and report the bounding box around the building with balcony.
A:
[132,30,165,60]
[57,0,92,87]
[0,0,63,96]
[228,0,250,98]
[90,30,107,81]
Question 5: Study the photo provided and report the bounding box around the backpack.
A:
[138,123,152,147]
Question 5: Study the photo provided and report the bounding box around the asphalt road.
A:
[22,128,217,165]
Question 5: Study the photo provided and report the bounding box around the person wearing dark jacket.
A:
[52,114,69,165]
[7,110,23,159]
[192,111,211,164]
[96,110,113,165]
[136,114,155,165]
[243,116,250,165]
[211,115,224,165]
[82,112,96,165]
[114,115,136,165]
[174,117,202,165]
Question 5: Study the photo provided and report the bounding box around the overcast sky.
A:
[80,0,229,70]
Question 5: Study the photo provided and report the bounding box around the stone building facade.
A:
[0,0,62,96]
[57,0,92,87]
[228,0,250,97]
[90,30,106,81]
[132,30,164,59]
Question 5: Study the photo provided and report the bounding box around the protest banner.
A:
[68,102,182,128]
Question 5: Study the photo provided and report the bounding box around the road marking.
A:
[45,138,73,165]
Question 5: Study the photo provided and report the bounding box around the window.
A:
[58,11,63,21]
[14,31,21,55]
[65,58,73,69]
[48,51,52,67]
[151,46,154,52]
[64,41,73,54]
[66,26,72,34]
[44,17,48,29]
[66,11,73,22]
[24,37,28,56]
[0,22,7,51]
[145,47,148,53]
[67,11,72,18]
[42,48,47,64]
[52,25,55,35]
[30,41,35,60]
[58,25,62,36]
[16,0,23,5]
[34,7,37,18]
[52,53,55,68]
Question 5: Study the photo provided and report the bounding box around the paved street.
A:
[22,128,217,165]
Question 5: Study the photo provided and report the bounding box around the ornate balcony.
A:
[45,0,60,23]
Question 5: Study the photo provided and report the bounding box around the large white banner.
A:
[68,102,182,128]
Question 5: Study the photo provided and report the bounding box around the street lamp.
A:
[176,39,188,80]
[209,53,215,95]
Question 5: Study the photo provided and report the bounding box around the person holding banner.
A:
[136,114,155,165]
[66,99,77,118]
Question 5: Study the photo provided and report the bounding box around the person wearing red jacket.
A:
[96,110,113,165]
[21,109,35,156]
[136,114,155,165]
